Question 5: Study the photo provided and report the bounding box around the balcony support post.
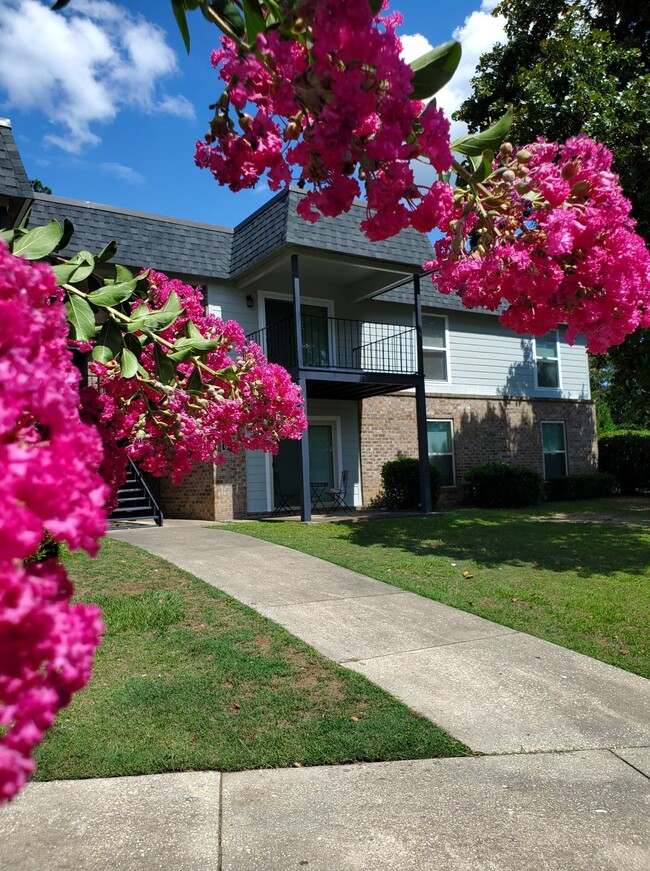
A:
[292,254,311,522]
[414,273,432,513]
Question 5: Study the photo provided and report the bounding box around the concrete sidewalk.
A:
[2,521,648,870]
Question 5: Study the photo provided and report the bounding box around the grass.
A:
[219,498,650,680]
[33,539,469,781]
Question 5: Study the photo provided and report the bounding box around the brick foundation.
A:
[159,451,247,521]
[359,393,597,505]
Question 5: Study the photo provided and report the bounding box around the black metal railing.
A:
[247,316,417,375]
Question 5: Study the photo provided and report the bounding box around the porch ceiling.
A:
[238,250,414,298]
[305,376,416,401]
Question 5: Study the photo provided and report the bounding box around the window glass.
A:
[427,420,454,487]
[542,421,567,479]
[423,315,446,348]
[422,315,448,381]
[535,331,560,388]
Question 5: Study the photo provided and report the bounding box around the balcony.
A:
[247,315,418,380]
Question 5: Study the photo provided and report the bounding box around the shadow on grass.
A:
[340,511,650,578]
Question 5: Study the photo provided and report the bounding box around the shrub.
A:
[599,430,650,495]
[24,531,60,564]
[380,457,440,510]
[462,463,543,508]
[545,472,616,501]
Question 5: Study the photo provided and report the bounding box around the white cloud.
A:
[401,1,507,141]
[0,0,195,152]
[100,162,144,185]
[400,33,434,65]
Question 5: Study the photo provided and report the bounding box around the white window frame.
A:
[541,420,568,480]
[426,418,456,487]
[422,313,451,384]
[533,330,562,391]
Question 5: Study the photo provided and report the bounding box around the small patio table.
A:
[310,481,329,513]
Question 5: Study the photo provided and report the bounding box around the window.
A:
[541,421,567,480]
[422,315,448,381]
[427,420,455,487]
[534,331,560,389]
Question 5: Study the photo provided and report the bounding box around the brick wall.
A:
[159,451,247,520]
[359,393,597,504]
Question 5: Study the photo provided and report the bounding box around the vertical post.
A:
[414,273,432,513]
[292,255,311,522]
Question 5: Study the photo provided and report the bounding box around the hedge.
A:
[545,472,616,501]
[598,430,650,495]
[381,457,440,510]
[462,463,543,508]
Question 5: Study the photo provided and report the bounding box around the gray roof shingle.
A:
[0,120,32,200]
[285,190,433,268]
[0,120,33,225]
[29,195,233,279]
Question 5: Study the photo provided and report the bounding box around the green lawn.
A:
[220,499,650,679]
[34,539,469,781]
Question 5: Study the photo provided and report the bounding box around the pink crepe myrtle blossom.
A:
[426,137,650,353]
[0,241,106,802]
[85,271,306,490]
[195,0,452,241]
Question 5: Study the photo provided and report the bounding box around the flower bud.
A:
[516,179,532,194]
[238,113,253,132]
[570,180,590,198]
[502,169,516,184]
[500,142,513,157]
[516,149,532,164]
[561,160,579,181]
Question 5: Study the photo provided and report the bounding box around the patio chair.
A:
[272,468,298,516]
[328,470,351,513]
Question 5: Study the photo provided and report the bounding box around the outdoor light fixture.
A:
[246,294,254,308]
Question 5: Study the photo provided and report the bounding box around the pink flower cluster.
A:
[0,242,106,802]
[428,137,650,352]
[194,0,452,240]
[86,272,306,489]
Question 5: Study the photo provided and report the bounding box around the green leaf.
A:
[187,320,203,339]
[172,0,192,53]
[92,319,123,363]
[87,277,139,307]
[410,41,462,101]
[242,0,265,43]
[161,289,181,314]
[468,149,494,184]
[12,220,63,260]
[65,293,96,343]
[96,240,119,265]
[167,336,221,363]
[154,344,176,386]
[120,347,139,378]
[52,250,96,286]
[203,0,245,38]
[115,264,134,283]
[0,229,15,245]
[186,366,203,393]
[126,309,184,333]
[54,218,74,253]
[452,107,513,157]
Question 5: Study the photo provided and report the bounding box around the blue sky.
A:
[0,1,506,228]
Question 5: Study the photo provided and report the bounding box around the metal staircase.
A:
[110,458,163,526]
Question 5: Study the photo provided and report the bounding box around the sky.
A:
[0,0,507,229]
